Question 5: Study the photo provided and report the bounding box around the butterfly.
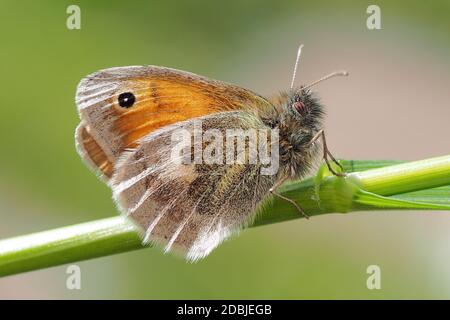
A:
[75,45,348,261]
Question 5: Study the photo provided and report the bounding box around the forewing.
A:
[110,111,278,261]
[75,66,274,179]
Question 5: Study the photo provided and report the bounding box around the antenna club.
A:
[301,69,350,91]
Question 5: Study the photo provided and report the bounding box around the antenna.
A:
[301,70,349,91]
[290,44,304,89]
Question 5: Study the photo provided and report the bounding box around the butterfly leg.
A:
[309,129,346,177]
[270,177,310,219]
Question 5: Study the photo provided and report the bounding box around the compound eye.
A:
[118,92,136,108]
[292,101,305,113]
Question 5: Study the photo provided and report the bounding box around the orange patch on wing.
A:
[78,125,114,178]
[112,76,270,149]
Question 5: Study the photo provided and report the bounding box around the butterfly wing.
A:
[75,123,114,179]
[110,111,278,261]
[75,66,275,180]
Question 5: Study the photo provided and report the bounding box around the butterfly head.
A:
[278,66,348,157]
[279,89,324,141]
[289,89,324,127]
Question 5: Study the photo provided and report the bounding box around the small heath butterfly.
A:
[75,45,348,260]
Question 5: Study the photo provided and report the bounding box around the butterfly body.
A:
[75,65,326,261]
[269,91,324,179]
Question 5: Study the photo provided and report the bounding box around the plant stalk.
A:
[0,156,449,277]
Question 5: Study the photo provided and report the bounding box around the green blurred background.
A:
[1,0,450,299]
